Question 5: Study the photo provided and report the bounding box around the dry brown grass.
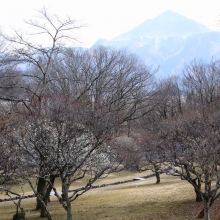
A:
[1,172,220,220]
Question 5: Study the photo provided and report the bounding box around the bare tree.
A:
[157,109,220,220]
[0,110,29,219]
[1,8,83,101]
[153,76,183,120]
[128,76,184,184]
[183,59,220,111]
[12,94,126,219]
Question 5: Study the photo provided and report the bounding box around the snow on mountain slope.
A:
[94,10,220,77]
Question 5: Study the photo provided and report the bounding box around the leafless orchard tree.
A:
[0,112,17,185]
[108,135,143,171]
[134,131,164,184]
[0,108,53,219]
[0,110,29,219]
[157,109,220,220]
[127,76,184,184]
[183,59,220,111]
[12,95,114,219]
[152,76,183,120]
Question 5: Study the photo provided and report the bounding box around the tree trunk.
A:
[193,180,202,202]
[40,175,57,217]
[62,179,72,220]
[197,197,214,218]
[154,164,160,184]
[36,177,47,210]
[40,203,48,218]
[66,201,72,220]
[155,171,160,184]
[195,188,202,202]
[37,194,52,220]
[27,178,52,220]
[203,199,211,220]
[201,177,212,220]
[194,184,202,202]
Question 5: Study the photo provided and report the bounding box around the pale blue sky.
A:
[0,0,219,47]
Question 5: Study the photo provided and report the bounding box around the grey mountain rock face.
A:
[94,10,220,77]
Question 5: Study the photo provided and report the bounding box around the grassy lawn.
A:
[1,172,220,220]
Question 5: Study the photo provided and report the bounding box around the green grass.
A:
[1,172,218,220]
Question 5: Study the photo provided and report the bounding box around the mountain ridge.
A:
[94,10,220,77]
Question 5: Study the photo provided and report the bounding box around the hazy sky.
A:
[0,0,219,47]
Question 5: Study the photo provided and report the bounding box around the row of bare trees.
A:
[1,8,220,220]
[126,60,220,220]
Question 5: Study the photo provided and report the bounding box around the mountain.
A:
[94,10,220,77]
[113,10,209,40]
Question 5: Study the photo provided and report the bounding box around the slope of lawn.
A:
[1,172,220,220]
